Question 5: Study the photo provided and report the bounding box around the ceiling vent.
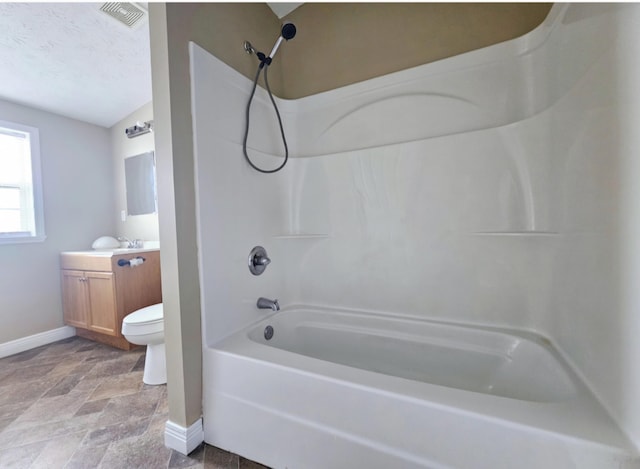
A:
[99,2,147,29]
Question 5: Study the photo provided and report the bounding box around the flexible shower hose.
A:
[243,64,289,173]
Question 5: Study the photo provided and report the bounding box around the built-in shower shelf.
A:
[472,231,559,237]
[273,233,330,239]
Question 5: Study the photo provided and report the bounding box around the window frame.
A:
[0,120,46,245]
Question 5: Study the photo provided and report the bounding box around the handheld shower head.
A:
[243,23,297,173]
[268,23,297,60]
[281,23,297,40]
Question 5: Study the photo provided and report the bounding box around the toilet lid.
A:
[123,303,163,325]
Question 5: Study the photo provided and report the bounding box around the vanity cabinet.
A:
[61,270,116,334]
[60,250,161,350]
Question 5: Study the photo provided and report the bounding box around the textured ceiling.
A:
[0,2,151,128]
[0,3,302,128]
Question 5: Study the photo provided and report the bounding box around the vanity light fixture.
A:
[125,120,153,138]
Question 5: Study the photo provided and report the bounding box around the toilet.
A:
[122,303,166,385]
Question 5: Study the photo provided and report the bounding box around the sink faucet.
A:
[117,237,143,248]
[257,297,280,311]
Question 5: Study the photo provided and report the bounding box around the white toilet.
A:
[122,303,166,385]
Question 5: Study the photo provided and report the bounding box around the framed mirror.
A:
[125,151,156,215]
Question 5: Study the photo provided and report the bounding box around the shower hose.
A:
[243,63,289,173]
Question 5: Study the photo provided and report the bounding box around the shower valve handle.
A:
[255,253,271,266]
[248,246,271,275]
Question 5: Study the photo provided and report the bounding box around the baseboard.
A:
[0,326,76,359]
[165,418,204,455]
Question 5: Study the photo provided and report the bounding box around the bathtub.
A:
[203,306,638,469]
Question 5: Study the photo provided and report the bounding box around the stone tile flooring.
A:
[0,336,269,469]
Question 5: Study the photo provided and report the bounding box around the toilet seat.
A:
[122,303,163,337]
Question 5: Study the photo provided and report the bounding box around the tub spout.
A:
[257,297,280,311]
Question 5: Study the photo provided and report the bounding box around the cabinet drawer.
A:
[60,254,112,271]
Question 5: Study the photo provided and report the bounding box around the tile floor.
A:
[0,336,269,469]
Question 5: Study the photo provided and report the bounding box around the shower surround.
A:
[190,4,640,468]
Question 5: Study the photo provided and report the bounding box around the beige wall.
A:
[149,2,281,429]
[0,98,114,345]
[150,1,551,431]
[281,3,551,98]
[110,102,159,244]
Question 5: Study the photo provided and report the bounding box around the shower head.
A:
[281,23,297,40]
[267,23,297,61]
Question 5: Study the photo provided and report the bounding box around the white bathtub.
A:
[203,307,638,469]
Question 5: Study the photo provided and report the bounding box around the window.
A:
[0,120,45,244]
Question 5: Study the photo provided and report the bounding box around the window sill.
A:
[0,234,47,245]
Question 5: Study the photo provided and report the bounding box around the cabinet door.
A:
[61,270,88,328]
[86,272,118,336]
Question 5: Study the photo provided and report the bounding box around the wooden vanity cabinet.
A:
[61,269,116,334]
[60,250,161,350]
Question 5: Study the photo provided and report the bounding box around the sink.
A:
[64,248,159,256]
[103,248,159,255]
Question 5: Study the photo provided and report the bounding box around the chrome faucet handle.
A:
[249,246,271,275]
[256,254,270,266]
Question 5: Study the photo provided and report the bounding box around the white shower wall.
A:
[544,4,640,449]
[191,4,640,448]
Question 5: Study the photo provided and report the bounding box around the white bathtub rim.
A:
[205,345,638,460]
[209,302,596,404]
[207,304,625,422]
[250,302,633,390]
[222,302,568,352]
[206,303,637,452]
[208,336,635,454]
[215,385,635,462]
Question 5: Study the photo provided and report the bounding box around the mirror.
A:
[125,151,156,215]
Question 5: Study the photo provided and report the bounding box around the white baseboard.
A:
[0,326,76,359]
[165,418,204,455]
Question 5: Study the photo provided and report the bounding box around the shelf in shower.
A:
[272,233,329,239]
[472,231,559,237]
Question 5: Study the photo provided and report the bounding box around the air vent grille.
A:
[100,2,146,28]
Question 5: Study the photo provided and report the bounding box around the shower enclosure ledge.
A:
[272,233,329,239]
[472,230,559,237]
